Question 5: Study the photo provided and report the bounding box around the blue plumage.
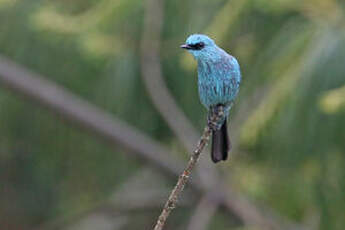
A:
[181,34,241,163]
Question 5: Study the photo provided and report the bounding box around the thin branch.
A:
[153,127,210,230]
[153,108,224,230]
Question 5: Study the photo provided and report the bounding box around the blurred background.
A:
[0,0,345,229]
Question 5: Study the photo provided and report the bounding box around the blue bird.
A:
[181,34,241,163]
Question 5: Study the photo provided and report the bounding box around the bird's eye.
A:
[190,42,205,50]
[194,42,205,50]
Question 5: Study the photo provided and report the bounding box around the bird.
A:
[181,34,241,163]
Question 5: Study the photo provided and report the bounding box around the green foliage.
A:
[0,0,345,229]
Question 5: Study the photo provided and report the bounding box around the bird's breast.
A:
[197,59,240,108]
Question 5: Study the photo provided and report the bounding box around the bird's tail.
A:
[211,119,231,163]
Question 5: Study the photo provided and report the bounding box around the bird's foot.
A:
[208,104,225,131]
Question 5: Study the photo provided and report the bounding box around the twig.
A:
[153,126,211,230]
[153,109,224,230]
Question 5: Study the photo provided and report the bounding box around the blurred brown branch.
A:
[140,0,199,150]
[0,55,183,177]
[0,55,306,230]
[187,195,219,230]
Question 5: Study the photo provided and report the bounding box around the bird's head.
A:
[181,34,218,60]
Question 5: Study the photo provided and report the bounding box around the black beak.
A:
[180,44,191,49]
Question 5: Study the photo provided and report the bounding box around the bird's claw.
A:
[207,119,219,131]
[208,104,225,131]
